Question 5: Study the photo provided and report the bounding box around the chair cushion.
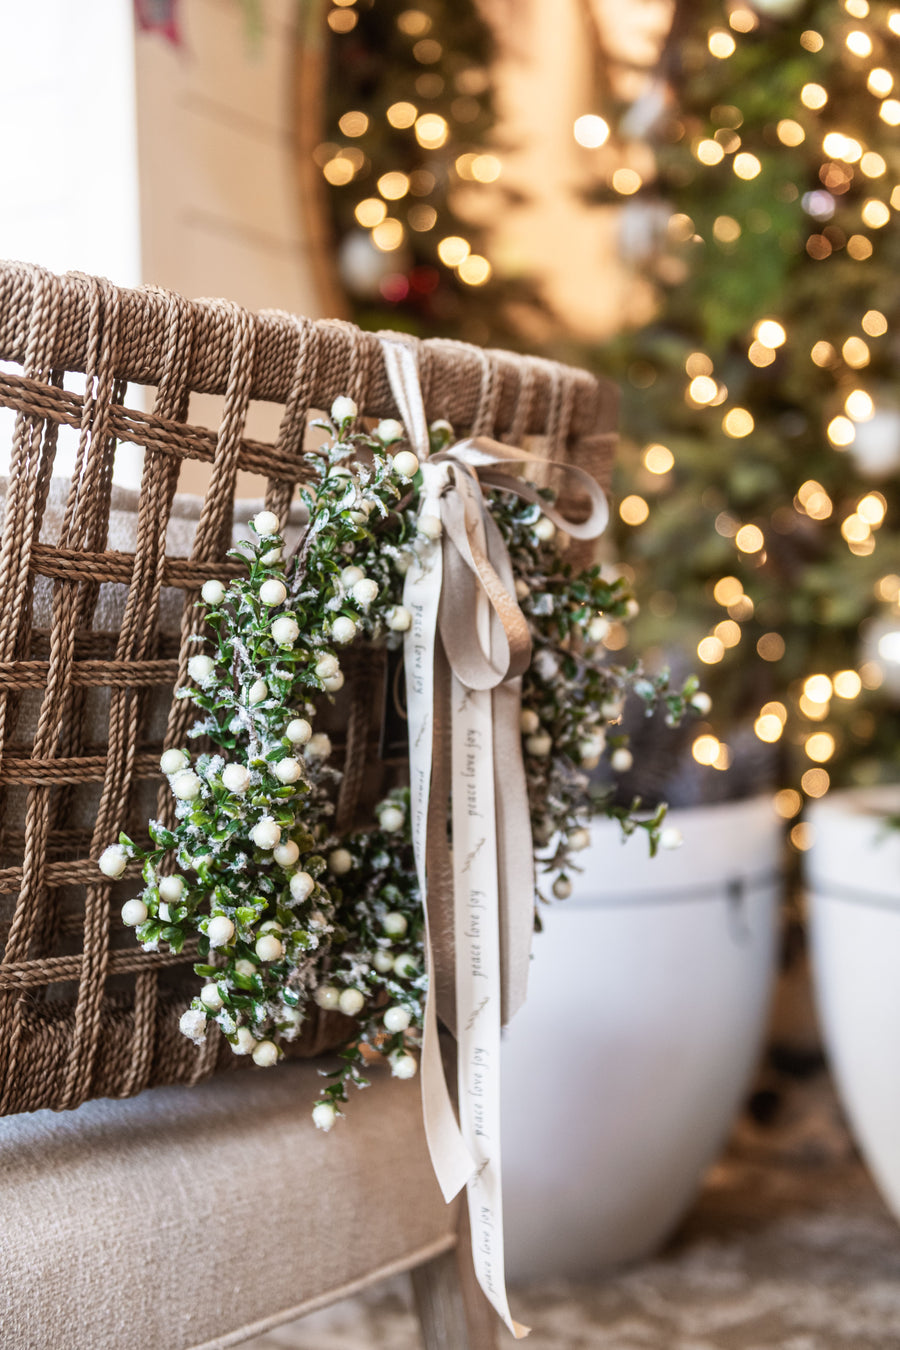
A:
[0,1061,456,1349]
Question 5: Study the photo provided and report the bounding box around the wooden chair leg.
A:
[410,1206,498,1350]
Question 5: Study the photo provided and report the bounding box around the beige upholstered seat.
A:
[0,1059,495,1348]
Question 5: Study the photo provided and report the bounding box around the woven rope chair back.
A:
[0,261,618,1116]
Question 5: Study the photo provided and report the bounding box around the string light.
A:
[758,633,785,661]
[695,139,725,165]
[619,495,650,526]
[827,415,855,446]
[339,111,369,137]
[371,219,405,251]
[774,789,803,818]
[414,113,449,148]
[723,408,754,437]
[801,768,830,796]
[845,30,873,56]
[804,674,833,703]
[713,215,742,242]
[805,731,836,762]
[860,151,887,176]
[386,101,418,128]
[612,168,642,195]
[735,523,764,552]
[713,576,743,605]
[693,734,722,764]
[458,254,491,285]
[842,336,870,366]
[777,120,805,146]
[862,309,888,335]
[791,823,814,850]
[801,31,825,51]
[801,83,829,109]
[868,68,894,97]
[861,199,890,227]
[755,319,786,348]
[858,491,886,524]
[355,198,387,228]
[437,235,470,266]
[755,712,784,742]
[834,669,862,698]
[573,115,610,148]
[708,29,736,58]
[879,99,900,125]
[698,636,726,663]
[733,152,761,179]
[644,444,674,474]
[378,172,411,200]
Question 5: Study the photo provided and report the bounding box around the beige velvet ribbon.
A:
[379,337,608,1338]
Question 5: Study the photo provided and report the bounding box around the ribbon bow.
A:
[380,338,608,1339]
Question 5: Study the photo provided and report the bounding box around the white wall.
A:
[0,0,324,492]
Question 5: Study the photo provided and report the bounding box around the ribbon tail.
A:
[425,639,458,1036]
[493,677,534,1027]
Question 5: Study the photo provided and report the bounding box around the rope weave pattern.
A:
[0,261,617,1115]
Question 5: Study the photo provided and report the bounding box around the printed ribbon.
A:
[380,338,608,1339]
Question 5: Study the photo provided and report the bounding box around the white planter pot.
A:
[807,785,900,1224]
[501,796,781,1280]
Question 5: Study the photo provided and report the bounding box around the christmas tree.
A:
[596,0,900,844]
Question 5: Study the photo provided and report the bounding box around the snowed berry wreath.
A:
[98,400,699,1129]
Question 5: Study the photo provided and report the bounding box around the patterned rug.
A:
[243,1068,900,1349]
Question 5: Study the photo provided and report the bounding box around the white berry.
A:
[390,1052,418,1080]
[286,718,313,745]
[259,578,287,607]
[525,733,552,757]
[121,898,148,926]
[660,826,683,851]
[331,395,358,424]
[255,934,284,962]
[382,911,408,938]
[332,615,357,644]
[314,653,340,680]
[274,840,300,868]
[171,771,202,800]
[233,1027,257,1055]
[519,709,540,735]
[392,450,420,479]
[160,748,188,775]
[328,848,353,875]
[691,691,712,715]
[376,418,404,444]
[306,733,332,759]
[418,513,442,540]
[261,546,283,565]
[323,671,345,693]
[222,763,251,794]
[250,817,281,850]
[626,598,640,618]
[208,915,235,948]
[340,564,365,587]
[393,952,418,979]
[99,844,128,879]
[201,579,226,606]
[274,757,302,785]
[384,1005,411,1033]
[534,516,556,542]
[180,1008,208,1044]
[588,616,610,643]
[351,577,379,607]
[200,983,223,1012]
[271,615,300,646]
[234,959,256,978]
[252,1040,278,1068]
[552,876,573,900]
[378,805,406,833]
[338,987,365,1017]
[611,747,634,773]
[252,510,280,537]
[187,654,216,685]
[248,678,269,705]
[386,605,412,632]
[289,870,315,901]
[373,950,395,973]
[314,985,340,1010]
[312,1101,337,1132]
[158,874,185,903]
[157,901,172,923]
[567,828,591,852]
